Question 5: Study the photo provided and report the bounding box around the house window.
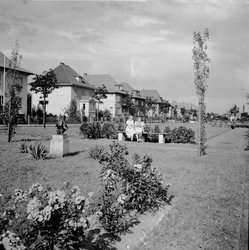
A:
[116,95,121,102]
[141,101,144,106]
[16,77,23,85]
[135,100,139,105]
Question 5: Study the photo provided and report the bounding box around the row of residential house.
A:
[1,52,199,122]
[1,50,171,121]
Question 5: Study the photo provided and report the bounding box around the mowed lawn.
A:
[0,123,248,249]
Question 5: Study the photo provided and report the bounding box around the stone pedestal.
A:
[118,132,125,141]
[50,134,69,157]
[159,134,164,144]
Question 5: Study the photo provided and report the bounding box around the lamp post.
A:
[241,88,246,113]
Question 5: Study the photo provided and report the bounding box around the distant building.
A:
[84,74,126,118]
[120,82,146,117]
[31,63,96,118]
[0,51,34,121]
[140,89,163,117]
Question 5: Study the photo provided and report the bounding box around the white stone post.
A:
[50,134,69,157]
[118,132,125,141]
[158,134,164,144]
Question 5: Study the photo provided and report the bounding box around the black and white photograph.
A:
[0,0,248,249]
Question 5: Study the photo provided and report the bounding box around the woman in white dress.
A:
[134,117,144,142]
[125,115,135,141]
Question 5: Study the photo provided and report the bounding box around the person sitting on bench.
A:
[56,115,68,134]
[134,117,144,142]
[125,115,135,141]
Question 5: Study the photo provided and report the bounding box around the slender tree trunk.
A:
[198,96,201,156]
[198,94,205,156]
[43,97,46,128]
[8,97,12,143]
[97,102,99,121]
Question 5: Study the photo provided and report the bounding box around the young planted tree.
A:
[122,91,135,116]
[93,84,107,121]
[0,41,23,142]
[192,28,210,156]
[65,98,80,122]
[30,69,58,128]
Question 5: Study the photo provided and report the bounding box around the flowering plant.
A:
[0,183,92,250]
[97,141,173,234]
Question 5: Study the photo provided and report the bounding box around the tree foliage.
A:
[30,69,58,128]
[145,96,156,117]
[122,91,135,115]
[0,40,23,142]
[159,100,171,114]
[92,84,108,120]
[192,28,210,156]
[229,104,239,116]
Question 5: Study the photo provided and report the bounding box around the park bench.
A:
[117,131,170,144]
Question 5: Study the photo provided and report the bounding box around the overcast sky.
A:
[0,0,248,113]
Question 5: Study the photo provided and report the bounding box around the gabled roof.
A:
[120,82,144,99]
[84,74,124,94]
[0,51,34,75]
[53,63,94,89]
[141,89,162,101]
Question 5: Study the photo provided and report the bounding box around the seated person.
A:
[125,115,135,141]
[56,115,68,134]
[134,117,144,142]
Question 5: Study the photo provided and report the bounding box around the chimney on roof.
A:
[83,73,87,77]
[60,62,65,65]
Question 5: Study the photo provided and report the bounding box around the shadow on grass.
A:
[81,217,141,250]
[244,131,249,151]
[64,150,85,157]
[14,137,51,142]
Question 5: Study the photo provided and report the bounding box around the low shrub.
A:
[29,142,48,160]
[79,122,101,139]
[0,183,92,250]
[170,126,195,143]
[19,141,29,153]
[163,126,172,142]
[143,124,150,133]
[150,125,161,142]
[101,122,117,139]
[79,122,89,136]
[89,144,108,162]
[87,122,101,139]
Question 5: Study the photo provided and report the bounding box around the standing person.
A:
[125,115,135,141]
[135,117,145,142]
[56,115,68,134]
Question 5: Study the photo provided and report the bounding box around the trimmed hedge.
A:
[170,126,195,143]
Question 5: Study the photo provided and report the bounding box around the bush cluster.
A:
[150,125,161,142]
[169,126,195,143]
[101,122,117,139]
[97,141,173,233]
[0,183,93,250]
[79,122,117,139]
[79,122,101,139]
[19,141,48,160]
[88,144,108,162]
